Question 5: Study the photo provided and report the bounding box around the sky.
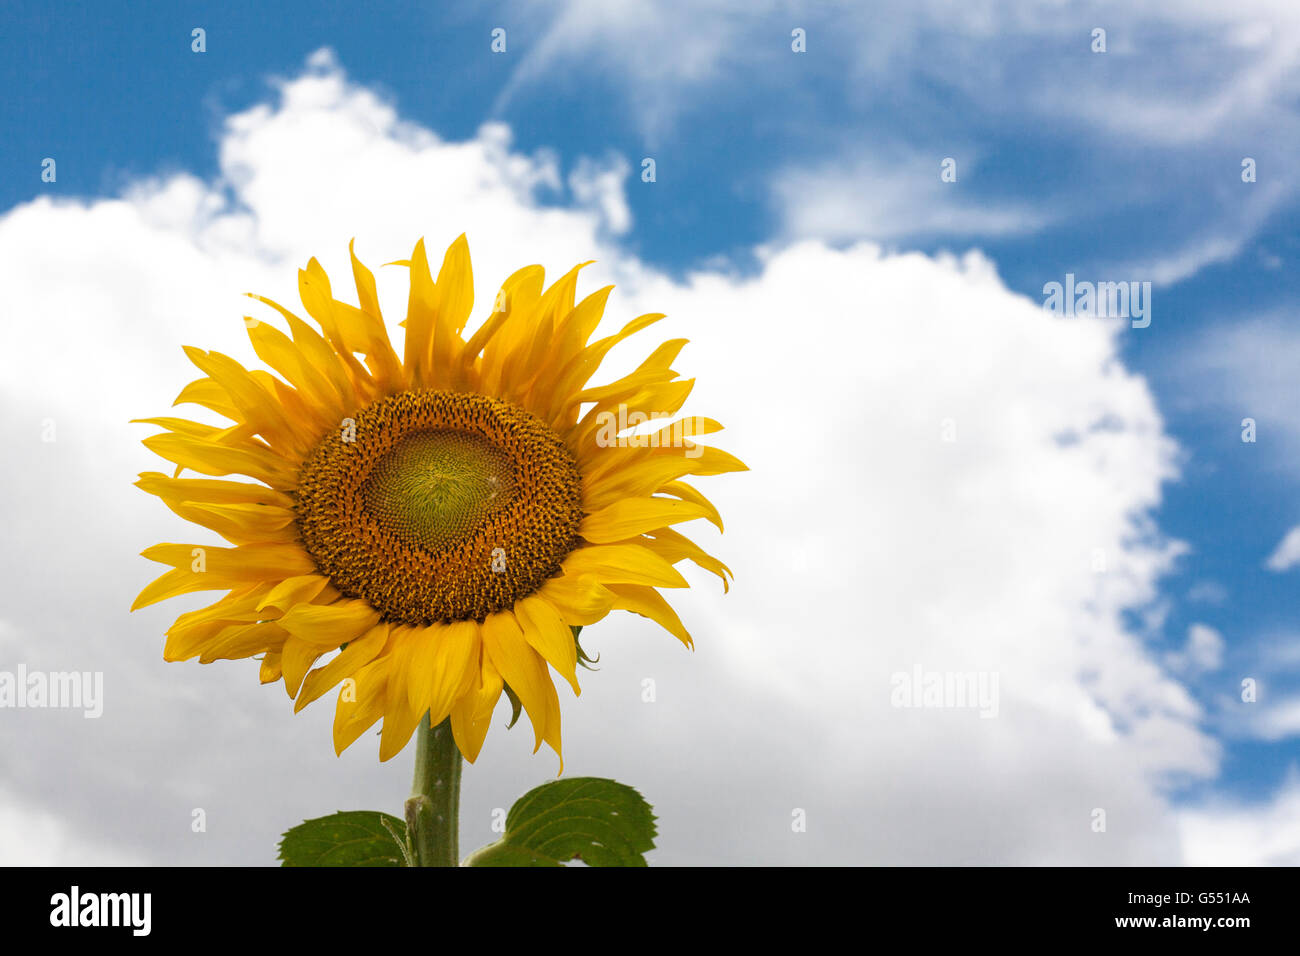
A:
[1,0,1299,865]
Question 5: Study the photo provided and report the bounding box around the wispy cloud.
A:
[1266,526,1300,571]
[772,152,1053,243]
[495,0,1300,284]
[1172,314,1300,473]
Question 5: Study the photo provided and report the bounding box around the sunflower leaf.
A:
[462,777,656,867]
[278,810,408,867]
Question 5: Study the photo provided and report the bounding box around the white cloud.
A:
[1173,316,1300,477]
[0,50,1258,865]
[1234,695,1300,742]
[1186,580,1229,605]
[1266,526,1300,571]
[568,154,633,235]
[773,153,1051,243]
[508,0,1300,146]
[1166,623,1225,673]
[1098,180,1293,288]
[1180,768,1300,865]
[0,789,148,867]
[501,1,1300,282]
[491,0,759,142]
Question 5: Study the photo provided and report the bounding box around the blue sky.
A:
[2,0,1299,863]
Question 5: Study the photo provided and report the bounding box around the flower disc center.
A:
[362,429,515,552]
[295,390,583,625]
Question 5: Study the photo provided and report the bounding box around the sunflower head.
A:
[132,234,745,766]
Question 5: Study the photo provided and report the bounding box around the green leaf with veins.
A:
[463,777,656,867]
[278,810,410,867]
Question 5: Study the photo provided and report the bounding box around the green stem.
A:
[404,715,462,867]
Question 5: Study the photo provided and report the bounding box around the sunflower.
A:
[131,235,744,767]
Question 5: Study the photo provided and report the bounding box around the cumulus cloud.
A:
[1180,768,1300,865]
[568,154,634,235]
[1166,624,1226,674]
[0,50,1240,865]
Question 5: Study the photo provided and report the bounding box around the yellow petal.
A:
[379,633,425,762]
[402,238,438,386]
[449,647,503,763]
[141,541,313,580]
[245,320,343,429]
[246,293,357,413]
[560,543,689,589]
[350,238,383,318]
[430,233,473,375]
[582,443,748,498]
[480,611,558,755]
[135,472,293,509]
[406,620,481,726]
[280,636,327,697]
[257,574,332,614]
[641,526,733,592]
[606,584,694,648]
[455,265,544,391]
[580,496,712,543]
[133,543,313,610]
[180,346,313,458]
[535,573,615,626]
[296,622,391,711]
[172,377,240,421]
[347,240,403,390]
[500,261,590,407]
[163,590,272,660]
[298,259,376,396]
[161,585,271,660]
[545,316,668,427]
[656,480,725,532]
[132,416,234,441]
[527,284,611,409]
[333,658,389,755]
[164,500,296,545]
[477,266,546,395]
[276,599,381,648]
[260,650,283,684]
[141,432,297,489]
[198,621,287,664]
[568,378,696,453]
[514,594,581,695]
[136,568,224,611]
